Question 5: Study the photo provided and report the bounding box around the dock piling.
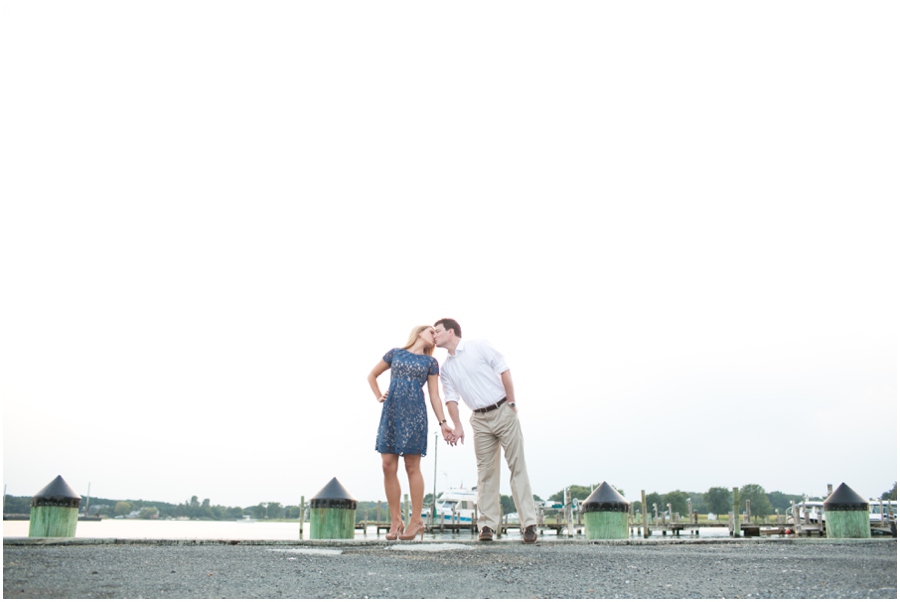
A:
[583,482,630,540]
[28,475,81,538]
[299,496,305,538]
[824,483,870,539]
[731,487,740,537]
[309,477,356,540]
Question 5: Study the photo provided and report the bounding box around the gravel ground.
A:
[3,538,896,599]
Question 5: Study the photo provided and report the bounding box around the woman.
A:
[367,325,451,541]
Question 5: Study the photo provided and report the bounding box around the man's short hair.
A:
[434,318,462,338]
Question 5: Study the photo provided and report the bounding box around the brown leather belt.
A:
[473,397,507,414]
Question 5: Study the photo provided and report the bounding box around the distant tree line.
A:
[633,485,785,519]
[2,494,301,521]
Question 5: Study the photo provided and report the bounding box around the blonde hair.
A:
[402,325,435,356]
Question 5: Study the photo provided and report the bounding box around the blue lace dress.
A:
[375,348,439,456]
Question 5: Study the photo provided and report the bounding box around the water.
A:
[3,519,737,541]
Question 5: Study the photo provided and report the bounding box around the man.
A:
[433,318,538,544]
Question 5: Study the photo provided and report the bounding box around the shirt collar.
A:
[448,338,467,357]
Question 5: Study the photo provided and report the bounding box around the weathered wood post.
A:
[745,500,751,524]
[641,491,650,538]
[29,476,81,538]
[824,483,870,539]
[309,478,357,540]
[565,489,574,537]
[732,487,740,537]
[298,496,305,539]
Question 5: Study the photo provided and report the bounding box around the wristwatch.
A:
[508,402,516,408]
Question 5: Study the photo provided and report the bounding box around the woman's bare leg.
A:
[382,454,403,528]
[403,454,424,533]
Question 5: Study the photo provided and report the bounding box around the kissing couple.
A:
[367,318,538,543]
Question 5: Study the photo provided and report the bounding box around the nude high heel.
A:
[399,520,425,541]
[385,522,403,541]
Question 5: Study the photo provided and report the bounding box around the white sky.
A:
[2,2,897,510]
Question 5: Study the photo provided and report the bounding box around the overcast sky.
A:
[2,2,897,511]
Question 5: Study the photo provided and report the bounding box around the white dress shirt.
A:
[439,339,509,411]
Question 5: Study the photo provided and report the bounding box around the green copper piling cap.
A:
[310,477,357,510]
[582,482,630,513]
[823,482,869,511]
[31,475,82,509]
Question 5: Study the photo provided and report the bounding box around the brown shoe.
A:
[478,526,493,541]
[523,525,537,543]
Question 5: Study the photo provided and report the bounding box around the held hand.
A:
[450,425,465,446]
[440,422,455,444]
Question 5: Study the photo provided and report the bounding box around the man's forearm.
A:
[446,401,462,430]
[500,370,515,404]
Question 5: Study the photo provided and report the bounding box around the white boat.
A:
[236,515,258,523]
[867,500,897,525]
[785,501,825,523]
[423,487,478,524]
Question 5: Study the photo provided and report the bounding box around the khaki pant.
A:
[471,402,536,531]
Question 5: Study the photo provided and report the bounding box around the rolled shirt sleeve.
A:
[479,340,509,374]
[440,370,461,403]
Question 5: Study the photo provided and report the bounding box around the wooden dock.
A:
[353,520,803,537]
[354,499,894,539]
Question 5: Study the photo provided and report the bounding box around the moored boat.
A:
[422,487,478,524]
